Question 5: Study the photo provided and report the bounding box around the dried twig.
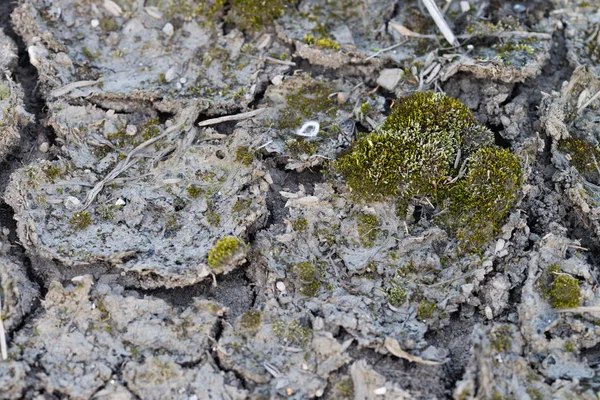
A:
[577,89,600,114]
[365,40,408,60]
[50,79,103,97]
[0,297,7,360]
[421,0,459,47]
[385,337,442,365]
[198,108,267,127]
[556,306,600,314]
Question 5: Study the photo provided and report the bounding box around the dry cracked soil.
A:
[1,0,600,399]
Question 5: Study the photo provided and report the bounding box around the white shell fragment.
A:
[115,198,126,206]
[103,0,123,17]
[295,121,319,137]
[373,387,387,395]
[145,6,163,20]
[91,19,99,28]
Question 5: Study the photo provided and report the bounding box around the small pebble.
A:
[115,198,126,206]
[276,281,286,293]
[126,124,137,136]
[39,142,49,153]
[64,196,81,210]
[91,19,99,28]
[179,77,187,84]
[485,306,493,320]
[513,4,526,13]
[162,22,174,36]
[271,75,283,85]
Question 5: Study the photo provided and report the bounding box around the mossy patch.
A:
[291,217,309,232]
[356,213,379,247]
[43,165,62,182]
[273,319,311,347]
[186,185,204,198]
[277,81,338,131]
[0,83,9,100]
[385,285,406,307]
[334,91,522,251]
[558,137,600,183]
[227,0,291,32]
[417,300,436,320]
[70,211,93,230]
[540,264,583,309]
[490,325,512,353]
[293,261,320,296]
[239,310,262,330]
[303,34,340,50]
[207,236,243,270]
[235,146,254,166]
[284,139,319,156]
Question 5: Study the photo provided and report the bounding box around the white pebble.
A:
[484,306,493,320]
[115,198,126,206]
[39,142,49,153]
[145,6,163,19]
[460,1,470,13]
[126,124,137,136]
[162,23,174,36]
[165,66,178,82]
[64,196,82,210]
[373,387,387,395]
[276,281,286,293]
[91,19,100,28]
[179,77,187,84]
[271,75,283,85]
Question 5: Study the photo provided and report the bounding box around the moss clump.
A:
[303,34,340,50]
[417,300,436,320]
[385,285,406,307]
[235,146,254,166]
[334,91,522,251]
[70,211,93,230]
[291,217,309,232]
[239,310,262,330]
[227,0,290,32]
[278,81,337,131]
[140,118,161,141]
[293,261,320,296]
[564,340,576,353]
[99,16,119,32]
[273,319,311,347]
[441,147,522,250]
[356,213,379,247]
[490,325,512,352]
[186,185,204,199]
[558,138,600,183]
[284,139,319,156]
[232,198,252,214]
[43,165,62,181]
[0,83,9,100]
[82,47,99,61]
[540,264,583,309]
[208,236,243,270]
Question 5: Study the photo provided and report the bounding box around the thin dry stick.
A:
[421,0,459,47]
[198,108,266,127]
[0,297,6,360]
[365,40,408,60]
[556,306,600,314]
[50,79,103,97]
[578,89,600,114]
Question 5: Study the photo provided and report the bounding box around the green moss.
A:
[273,319,311,347]
[208,236,242,270]
[417,300,436,320]
[82,47,99,61]
[99,16,119,32]
[140,118,161,141]
[70,211,93,230]
[526,388,543,400]
[284,139,319,156]
[356,213,379,247]
[227,0,290,31]
[558,138,600,182]
[239,310,262,330]
[186,185,204,198]
[564,340,576,353]
[544,265,582,309]
[291,217,309,232]
[232,198,252,214]
[43,165,62,181]
[165,215,179,232]
[385,285,406,307]
[0,83,9,100]
[441,147,522,250]
[96,204,115,221]
[235,146,254,166]
[335,378,354,399]
[303,34,340,50]
[293,261,320,296]
[490,325,512,353]
[278,81,337,131]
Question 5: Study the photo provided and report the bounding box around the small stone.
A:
[373,387,387,395]
[376,68,404,91]
[276,281,286,293]
[145,6,163,19]
[189,395,198,400]
[126,124,137,136]
[271,75,283,86]
[39,142,49,153]
[513,4,526,12]
[179,77,187,84]
[460,1,470,12]
[337,92,349,104]
[54,52,73,67]
[176,83,182,90]
[256,33,272,50]
[484,306,493,320]
[64,196,82,210]
[461,283,474,295]
[162,23,174,36]
[165,66,178,82]
[495,238,506,254]
[91,19,99,28]
[115,198,126,206]
[313,317,324,330]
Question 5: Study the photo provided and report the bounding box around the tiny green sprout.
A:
[385,285,406,307]
[70,211,93,230]
[82,47,99,61]
[291,217,309,232]
[235,146,254,166]
[208,236,243,270]
[357,213,379,247]
[186,185,204,198]
[417,300,436,320]
[99,16,119,32]
[239,310,262,330]
[490,325,512,352]
[564,340,576,353]
[293,261,320,296]
[43,165,62,181]
[284,139,319,156]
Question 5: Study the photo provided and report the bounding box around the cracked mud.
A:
[1,1,600,399]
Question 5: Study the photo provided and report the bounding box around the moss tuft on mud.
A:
[70,211,93,230]
[356,213,379,247]
[540,264,583,309]
[293,261,320,297]
[207,236,243,270]
[235,146,254,166]
[239,310,262,330]
[558,137,600,183]
[277,81,337,131]
[334,91,522,251]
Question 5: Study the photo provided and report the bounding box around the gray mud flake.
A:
[0,257,40,333]
[5,105,269,288]
[7,275,228,398]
